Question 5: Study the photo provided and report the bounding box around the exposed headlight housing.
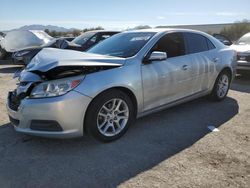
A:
[30,77,82,98]
[15,50,30,57]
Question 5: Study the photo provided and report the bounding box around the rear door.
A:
[183,32,217,93]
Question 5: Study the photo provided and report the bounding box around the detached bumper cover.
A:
[7,90,92,138]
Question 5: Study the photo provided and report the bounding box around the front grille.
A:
[8,91,21,111]
[30,120,63,132]
[237,54,250,62]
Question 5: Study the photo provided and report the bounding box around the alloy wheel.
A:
[97,98,129,137]
[217,74,229,98]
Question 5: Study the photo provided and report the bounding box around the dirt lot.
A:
[0,61,249,188]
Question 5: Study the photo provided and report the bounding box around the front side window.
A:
[150,32,186,58]
[207,38,216,50]
[88,32,156,58]
[185,33,213,54]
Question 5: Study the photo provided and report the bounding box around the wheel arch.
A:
[220,66,233,81]
[83,86,138,134]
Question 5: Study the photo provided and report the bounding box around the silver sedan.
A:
[7,29,237,142]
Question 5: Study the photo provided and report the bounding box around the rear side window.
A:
[185,33,214,54]
[151,32,186,58]
[206,38,216,50]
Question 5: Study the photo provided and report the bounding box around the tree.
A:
[72,29,81,37]
[220,20,250,41]
[133,25,151,30]
[82,26,104,33]
[126,25,152,31]
[44,29,50,34]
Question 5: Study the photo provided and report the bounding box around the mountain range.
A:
[11,24,78,32]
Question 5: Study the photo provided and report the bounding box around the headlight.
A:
[30,77,82,98]
[15,50,30,57]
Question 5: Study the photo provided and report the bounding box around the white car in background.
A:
[0,30,53,60]
[231,32,250,75]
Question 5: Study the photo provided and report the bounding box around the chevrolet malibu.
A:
[7,29,237,142]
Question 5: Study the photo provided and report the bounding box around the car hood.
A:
[26,48,125,73]
[15,45,43,52]
[230,44,250,53]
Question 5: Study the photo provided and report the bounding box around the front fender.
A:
[74,63,144,113]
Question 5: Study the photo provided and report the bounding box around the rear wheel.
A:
[85,89,135,142]
[210,70,231,101]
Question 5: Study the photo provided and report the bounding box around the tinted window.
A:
[99,34,113,41]
[185,33,209,54]
[88,32,155,58]
[72,32,96,45]
[151,32,185,58]
[89,35,97,43]
[206,38,216,50]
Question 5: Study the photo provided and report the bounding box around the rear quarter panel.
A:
[219,47,237,79]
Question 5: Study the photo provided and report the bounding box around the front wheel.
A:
[210,71,231,101]
[85,89,135,142]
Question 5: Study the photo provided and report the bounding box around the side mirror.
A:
[144,51,167,64]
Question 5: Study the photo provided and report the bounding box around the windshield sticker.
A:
[130,36,151,41]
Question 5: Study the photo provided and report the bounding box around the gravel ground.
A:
[0,61,249,188]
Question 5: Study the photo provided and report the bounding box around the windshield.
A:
[72,32,96,45]
[87,32,155,58]
[236,33,250,45]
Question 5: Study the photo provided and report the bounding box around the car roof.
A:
[124,28,209,35]
[84,30,120,34]
[123,28,225,49]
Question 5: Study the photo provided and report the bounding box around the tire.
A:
[85,89,136,142]
[210,70,231,101]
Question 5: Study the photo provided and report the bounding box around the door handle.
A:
[182,65,188,70]
[213,57,219,63]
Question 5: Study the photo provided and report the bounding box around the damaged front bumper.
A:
[7,90,92,138]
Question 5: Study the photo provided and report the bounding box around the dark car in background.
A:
[56,36,74,42]
[13,30,119,65]
[59,30,120,51]
[213,34,233,46]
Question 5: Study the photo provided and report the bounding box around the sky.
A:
[0,0,250,30]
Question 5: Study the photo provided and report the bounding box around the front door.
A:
[142,32,194,111]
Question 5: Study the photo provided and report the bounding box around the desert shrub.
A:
[220,20,250,41]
